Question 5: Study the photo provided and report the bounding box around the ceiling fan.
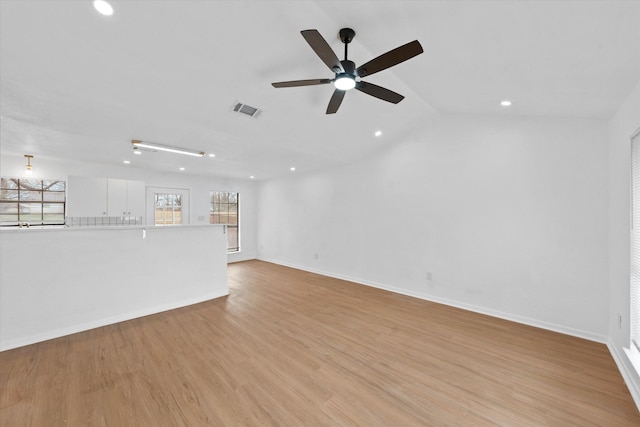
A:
[272,28,423,114]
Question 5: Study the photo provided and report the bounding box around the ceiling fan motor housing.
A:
[334,59,357,90]
[340,60,356,75]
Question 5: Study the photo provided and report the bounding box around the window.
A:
[210,191,239,252]
[630,128,640,372]
[0,178,66,226]
[154,193,182,226]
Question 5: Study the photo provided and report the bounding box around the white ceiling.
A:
[1,0,639,180]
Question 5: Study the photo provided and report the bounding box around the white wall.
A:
[0,154,257,263]
[257,115,609,341]
[608,80,640,407]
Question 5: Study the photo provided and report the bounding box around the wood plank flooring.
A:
[1,260,639,426]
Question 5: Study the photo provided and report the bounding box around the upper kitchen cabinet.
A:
[67,176,145,220]
[66,176,108,217]
[107,178,145,219]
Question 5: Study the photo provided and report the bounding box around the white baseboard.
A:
[258,257,607,344]
[608,342,640,411]
[0,291,228,352]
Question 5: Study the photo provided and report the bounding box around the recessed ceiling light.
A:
[123,160,130,164]
[93,0,113,16]
[250,176,255,179]
[290,167,296,171]
[179,167,185,171]
[374,130,382,137]
[133,150,142,155]
[208,153,216,158]
[500,100,512,107]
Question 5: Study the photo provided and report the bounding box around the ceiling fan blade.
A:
[272,79,332,88]
[356,40,423,78]
[355,81,404,104]
[326,89,346,114]
[301,29,344,73]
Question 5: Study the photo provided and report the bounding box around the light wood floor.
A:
[1,260,639,426]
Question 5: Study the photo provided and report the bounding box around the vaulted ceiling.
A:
[1,1,639,180]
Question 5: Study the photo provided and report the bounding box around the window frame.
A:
[154,192,183,226]
[0,178,66,226]
[210,190,240,253]
[145,187,190,226]
[628,126,640,376]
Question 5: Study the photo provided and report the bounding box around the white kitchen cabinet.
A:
[67,176,145,221]
[106,178,127,216]
[66,176,108,217]
[124,180,145,218]
[107,178,145,218]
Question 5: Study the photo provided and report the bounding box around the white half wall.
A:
[607,79,640,408]
[0,225,228,351]
[257,115,609,342]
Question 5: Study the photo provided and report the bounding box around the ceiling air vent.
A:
[232,101,262,119]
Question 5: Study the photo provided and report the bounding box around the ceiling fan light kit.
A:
[272,27,423,114]
[334,75,356,91]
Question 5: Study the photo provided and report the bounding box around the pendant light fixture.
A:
[24,155,33,175]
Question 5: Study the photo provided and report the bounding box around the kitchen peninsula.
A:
[0,224,228,351]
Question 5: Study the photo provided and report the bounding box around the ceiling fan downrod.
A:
[339,27,355,61]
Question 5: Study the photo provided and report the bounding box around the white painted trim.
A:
[0,291,228,352]
[609,342,640,411]
[258,257,608,344]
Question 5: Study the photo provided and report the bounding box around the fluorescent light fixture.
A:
[250,176,255,179]
[208,153,216,158]
[131,140,205,157]
[374,130,382,137]
[133,150,142,155]
[93,0,113,16]
[123,160,130,164]
[290,167,296,171]
[500,100,512,107]
[179,167,185,171]
[334,75,356,90]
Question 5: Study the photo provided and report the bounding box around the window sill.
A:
[625,345,640,378]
